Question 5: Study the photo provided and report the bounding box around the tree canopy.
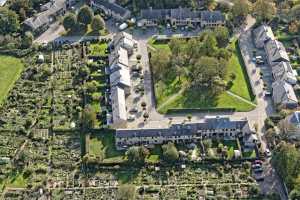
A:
[0,7,20,35]
[91,15,105,31]
[162,142,179,162]
[77,5,94,26]
[63,13,77,31]
[252,0,277,21]
[126,146,149,163]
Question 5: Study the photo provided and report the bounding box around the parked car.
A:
[129,107,138,113]
[265,91,272,96]
[127,115,135,121]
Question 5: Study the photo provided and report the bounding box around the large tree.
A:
[77,5,94,26]
[231,0,250,21]
[0,7,20,35]
[63,13,77,31]
[214,26,229,48]
[162,142,179,162]
[190,56,222,89]
[150,49,171,80]
[22,31,33,48]
[91,15,105,32]
[253,0,277,21]
[126,146,149,163]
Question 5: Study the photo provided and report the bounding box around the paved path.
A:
[157,87,186,112]
[226,91,257,107]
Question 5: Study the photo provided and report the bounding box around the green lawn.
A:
[149,38,256,114]
[0,55,24,106]
[88,130,124,162]
[7,172,27,188]
[225,39,254,101]
[89,42,108,56]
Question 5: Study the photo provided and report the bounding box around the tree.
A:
[84,80,100,93]
[22,31,33,48]
[190,56,222,89]
[91,15,105,32]
[81,105,96,129]
[126,146,149,163]
[77,5,94,26]
[253,0,277,21]
[231,0,250,20]
[150,49,170,80]
[63,13,77,31]
[117,184,136,200]
[0,7,20,35]
[162,142,179,162]
[79,66,90,80]
[214,26,229,47]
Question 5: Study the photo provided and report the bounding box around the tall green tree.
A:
[63,13,77,31]
[214,26,229,47]
[126,146,149,163]
[0,7,20,34]
[22,31,33,48]
[77,5,94,26]
[231,0,250,20]
[91,15,105,31]
[162,142,179,162]
[253,0,277,21]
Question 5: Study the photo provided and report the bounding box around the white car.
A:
[127,115,135,121]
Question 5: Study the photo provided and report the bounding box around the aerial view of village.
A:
[1,0,300,199]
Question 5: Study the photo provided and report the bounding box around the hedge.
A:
[166,108,236,114]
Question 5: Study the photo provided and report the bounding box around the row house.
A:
[108,32,136,129]
[90,0,131,21]
[254,24,298,109]
[115,116,253,150]
[138,8,224,28]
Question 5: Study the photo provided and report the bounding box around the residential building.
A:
[111,32,136,55]
[138,8,224,28]
[272,80,298,109]
[200,11,225,27]
[110,64,131,95]
[23,0,66,35]
[253,25,275,49]
[272,61,297,85]
[108,32,135,128]
[282,111,300,139]
[139,8,170,26]
[115,116,252,150]
[110,86,127,129]
[265,39,290,66]
[90,0,131,21]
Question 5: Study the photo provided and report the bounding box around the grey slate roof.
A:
[93,0,129,17]
[141,9,170,20]
[23,0,65,30]
[201,11,225,22]
[140,8,202,20]
[116,117,249,138]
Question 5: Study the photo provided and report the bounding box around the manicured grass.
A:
[225,39,254,101]
[87,130,124,162]
[89,137,103,157]
[149,38,256,113]
[0,55,24,106]
[148,38,171,53]
[89,42,108,56]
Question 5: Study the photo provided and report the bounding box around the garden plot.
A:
[48,132,81,188]
[0,131,26,158]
